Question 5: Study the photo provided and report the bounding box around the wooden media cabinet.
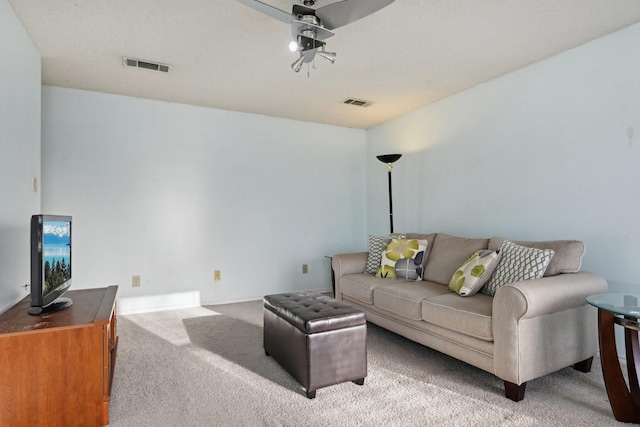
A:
[0,285,118,427]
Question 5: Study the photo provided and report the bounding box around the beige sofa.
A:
[331,233,608,401]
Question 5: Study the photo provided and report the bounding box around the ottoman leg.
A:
[353,378,365,386]
[306,390,316,399]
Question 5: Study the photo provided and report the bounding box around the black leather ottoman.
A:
[263,292,367,398]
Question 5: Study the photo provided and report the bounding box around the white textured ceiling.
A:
[8,0,640,129]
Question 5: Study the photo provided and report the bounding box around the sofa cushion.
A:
[488,237,584,276]
[481,240,554,296]
[365,233,406,274]
[405,233,437,268]
[423,234,489,285]
[376,239,427,280]
[340,273,388,304]
[421,292,494,341]
[448,249,502,296]
[373,281,450,321]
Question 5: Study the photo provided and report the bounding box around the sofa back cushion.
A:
[423,233,489,285]
[488,238,585,276]
[405,233,437,269]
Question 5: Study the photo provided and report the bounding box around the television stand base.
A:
[28,296,73,315]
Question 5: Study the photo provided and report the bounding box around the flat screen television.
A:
[28,214,73,315]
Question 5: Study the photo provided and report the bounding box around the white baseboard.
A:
[200,287,333,307]
[118,291,201,315]
[117,287,333,315]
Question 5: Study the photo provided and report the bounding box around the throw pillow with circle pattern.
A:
[448,249,502,296]
[480,240,554,296]
[376,239,427,280]
[395,257,423,281]
[365,233,406,274]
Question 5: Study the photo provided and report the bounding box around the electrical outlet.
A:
[32,177,38,192]
[302,264,308,274]
[214,270,221,281]
[132,275,141,288]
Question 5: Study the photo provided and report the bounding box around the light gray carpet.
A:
[108,300,627,426]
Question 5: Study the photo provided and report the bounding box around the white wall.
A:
[41,87,366,313]
[367,23,640,295]
[368,23,640,360]
[0,0,41,312]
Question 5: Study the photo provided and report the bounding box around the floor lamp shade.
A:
[376,154,402,233]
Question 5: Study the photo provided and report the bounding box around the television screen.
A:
[42,220,72,297]
[29,215,73,315]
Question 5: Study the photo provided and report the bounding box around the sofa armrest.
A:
[494,271,608,320]
[332,252,368,277]
[331,252,368,300]
[493,272,608,384]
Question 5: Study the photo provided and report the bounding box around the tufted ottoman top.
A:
[264,292,366,334]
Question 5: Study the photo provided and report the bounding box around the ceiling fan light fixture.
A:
[317,50,336,64]
[288,40,300,52]
[291,55,305,72]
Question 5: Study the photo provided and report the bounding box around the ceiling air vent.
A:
[123,57,172,73]
[342,98,373,107]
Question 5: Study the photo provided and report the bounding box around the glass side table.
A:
[587,293,640,422]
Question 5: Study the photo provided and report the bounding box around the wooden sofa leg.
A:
[504,381,526,402]
[573,356,594,373]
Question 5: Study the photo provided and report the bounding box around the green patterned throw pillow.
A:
[480,240,554,296]
[376,239,427,280]
[365,233,406,274]
[448,250,502,296]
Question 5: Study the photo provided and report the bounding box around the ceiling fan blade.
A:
[235,0,294,24]
[315,0,395,30]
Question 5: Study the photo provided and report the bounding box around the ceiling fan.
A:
[235,0,395,73]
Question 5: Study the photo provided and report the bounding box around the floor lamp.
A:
[376,154,402,233]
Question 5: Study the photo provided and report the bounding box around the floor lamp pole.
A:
[376,154,402,234]
[387,166,394,233]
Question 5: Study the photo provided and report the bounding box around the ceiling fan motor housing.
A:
[298,34,324,52]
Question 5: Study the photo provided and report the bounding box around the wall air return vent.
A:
[123,57,172,73]
[342,98,373,107]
